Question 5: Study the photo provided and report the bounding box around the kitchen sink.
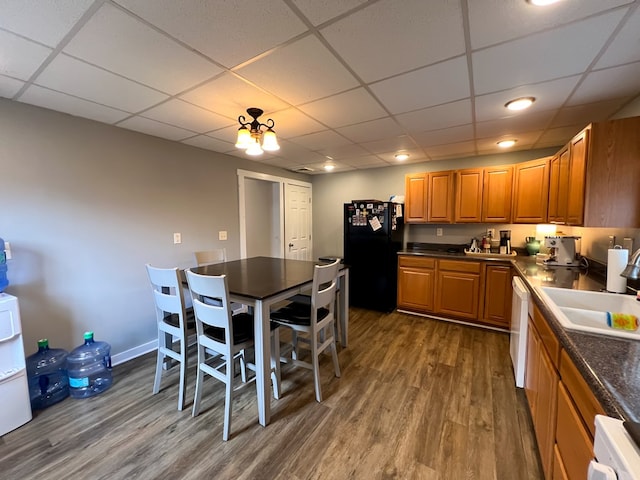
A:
[536,286,640,340]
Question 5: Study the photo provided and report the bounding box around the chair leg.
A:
[153,331,168,395]
[311,334,322,403]
[177,336,187,411]
[271,328,281,400]
[239,349,248,383]
[192,347,205,417]
[223,354,235,441]
[330,339,341,378]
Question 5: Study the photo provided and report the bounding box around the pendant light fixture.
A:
[235,107,280,156]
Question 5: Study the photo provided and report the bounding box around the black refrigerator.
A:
[344,201,404,312]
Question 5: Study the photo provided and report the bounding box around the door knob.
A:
[289,243,294,248]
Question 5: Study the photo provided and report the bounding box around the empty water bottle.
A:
[67,331,112,398]
[26,339,70,410]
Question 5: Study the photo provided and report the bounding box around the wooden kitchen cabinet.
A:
[405,173,428,223]
[454,168,483,222]
[565,128,588,225]
[435,259,481,320]
[428,170,454,223]
[512,157,551,223]
[481,264,512,328]
[547,146,570,224]
[397,256,435,312]
[482,165,513,223]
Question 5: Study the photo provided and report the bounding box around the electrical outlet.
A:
[173,233,181,244]
[487,228,495,239]
[436,228,443,237]
[4,242,11,260]
[623,237,633,253]
[219,231,228,241]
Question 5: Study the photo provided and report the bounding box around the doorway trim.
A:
[237,169,312,259]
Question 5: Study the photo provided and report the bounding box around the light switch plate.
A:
[173,233,181,244]
[219,231,228,241]
[436,228,443,237]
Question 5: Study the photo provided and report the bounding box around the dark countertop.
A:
[400,246,640,422]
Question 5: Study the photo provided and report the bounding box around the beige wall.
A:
[0,98,306,359]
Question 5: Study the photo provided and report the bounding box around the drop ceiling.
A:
[1,0,639,174]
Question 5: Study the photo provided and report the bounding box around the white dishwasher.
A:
[589,415,640,479]
[510,276,529,388]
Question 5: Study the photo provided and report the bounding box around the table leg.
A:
[340,269,349,347]
[254,299,271,426]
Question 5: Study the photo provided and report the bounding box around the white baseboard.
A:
[111,339,157,366]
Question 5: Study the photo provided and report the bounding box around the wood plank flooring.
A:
[0,308,543,480]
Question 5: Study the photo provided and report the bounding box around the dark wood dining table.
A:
[190,256,349,426]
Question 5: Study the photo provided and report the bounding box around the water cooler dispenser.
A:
[0,294,32,435]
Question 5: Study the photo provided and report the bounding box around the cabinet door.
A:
[454,168,483,223]
[552,444,569,480]
[405,173,428,223]
[482,165,513,223]
[556,382,594,480]
[524,319,540,417]
[397,267,435,312]
[566,128,589,225]
[534,347,559,480]
[482,264,512,328]
[512,157,550,223]
[428,171,454,223]
[435,271,480,319]
[548,147,570,224]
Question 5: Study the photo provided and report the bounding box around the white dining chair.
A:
[270,259,341,402]
[186,269,281,441]
[145,264,194,411]
[194,248,227,266]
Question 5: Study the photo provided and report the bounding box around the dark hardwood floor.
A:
[0,308,542,479]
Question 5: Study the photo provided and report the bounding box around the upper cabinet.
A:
[454,168,483,223]
[547,146,570,224]
[482,165,513,223]
[428,171,454,223]
[582,117,640,227]
[405,173,428,223]
[512,157,551,224]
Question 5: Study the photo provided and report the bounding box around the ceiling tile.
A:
[276,140,331,164]
[141,99,234,133]
[370,56,470,114]
[264,108,327,139]
[476,131,542,152]
[412,124,475,147]
[288,129,352,150]
[63,3,222,95]
[321,0,465,82]
[33,54,169,111]
[475,110,555,138]
[336,117,404,143]
[426,141,476,160]
[596,6,640,69]
[291,0,368,26]
[376,149,428,164]
[0,30,52,80]
[298,88,387,128]
[472,9,627,95]
[468,0,634,49]
[316,143,369,159]
[114,0,308,68]
[181,135,235,153]
[180,73,290,119]
[360,135,419,154]
[19,85,130,124]
[568,62,640,105]
[237,35,359,105]
[474,76,580,122]
[0,0,94,47]
[551,98,630,128]
[535,124,585,147]
[117,115,195,141]
[0,75,24,98]
[342,155,387,167]
[395,99,472,133]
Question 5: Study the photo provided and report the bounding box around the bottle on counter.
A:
[67,332,112,398]
[26,339,70,410]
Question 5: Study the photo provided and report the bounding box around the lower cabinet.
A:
[397,256,435,313]
[482,264,512,328]
[435,259,481,320]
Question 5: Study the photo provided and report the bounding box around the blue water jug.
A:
[0,237,7,293]
[67,331,113,398]
[26,339,70,410]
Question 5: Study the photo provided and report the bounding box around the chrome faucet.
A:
[621,247,640,280]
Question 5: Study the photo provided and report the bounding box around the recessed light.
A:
[497,139,517,148]
[394,153,410,161]
[526,0,561,6]
[324,164,335,172]
[505,97,535,111]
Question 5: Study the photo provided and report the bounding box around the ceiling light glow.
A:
[394,153,410,161]
[505,97,535,111]
[527,0,561,6]
[497,139,517,148]
[324,164,335,172]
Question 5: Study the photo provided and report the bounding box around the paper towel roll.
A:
[607,248,629,293]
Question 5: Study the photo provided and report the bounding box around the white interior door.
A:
[285,182,312,260]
